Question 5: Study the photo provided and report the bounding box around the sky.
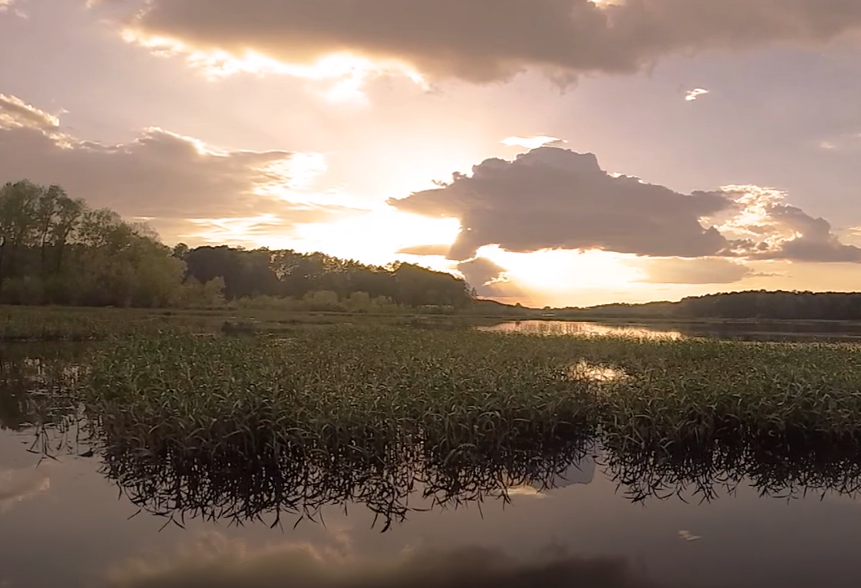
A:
[2,0,861,307]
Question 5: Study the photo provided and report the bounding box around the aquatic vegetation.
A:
[0,306,203,341]
[75,328,861,453]
[10,326,861,528]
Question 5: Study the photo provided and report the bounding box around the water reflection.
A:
[0,343,84,432]
[567,360,630,385]
[96,429,595,532]
[7,347,861,586]
[482,319,861,343]
[6,346,861,533]
[478,321,684,340]
[107,535,659,588]
[0,465,51,512]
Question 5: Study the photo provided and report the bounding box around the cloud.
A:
[120,0,861,83]
[389,150,861,267]
[0,0,25,18]
[0,94,360,243]
[631,257,753,284]
[0,94,59,129]
[456,256,513,296]
[678,530,702,543]
[107,533,662,588]
[396,244,452,257]
[684,88,709,102]
[0,466,50,513]
[502,136,567,149]
[389,147,733,261]
[817,132,861,152]
[714,186,861,263]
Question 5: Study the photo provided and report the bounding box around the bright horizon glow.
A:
[227,208,463,269]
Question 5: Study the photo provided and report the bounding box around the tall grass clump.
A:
[16,327,861,526]
[595,339,861,449]
[76,329,861,457]
[79,328,602,468]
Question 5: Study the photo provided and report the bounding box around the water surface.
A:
[482,319,861,342]
[4,343,861,588]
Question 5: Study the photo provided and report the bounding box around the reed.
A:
[9,327,861,528]
[75,327,861,455]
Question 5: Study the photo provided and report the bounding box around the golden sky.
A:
[2,0,861,306]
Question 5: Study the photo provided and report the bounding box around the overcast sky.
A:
[2,0,861,306]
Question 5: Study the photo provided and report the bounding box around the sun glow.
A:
[477,246,646,294]
[262,209,461,268]
[121,30,427,103]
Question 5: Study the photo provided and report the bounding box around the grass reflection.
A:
[6,330,861,531]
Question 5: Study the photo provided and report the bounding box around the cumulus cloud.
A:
[119,0,861,83]
[715,186,861,263]
[0,94,361,243]
[631,257,753,284]
[389,147,732,261]
[107,533,661,588]
[389,149,861,267]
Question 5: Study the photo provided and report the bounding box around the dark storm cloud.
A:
[123,0,861,82]
[389,147,733,261]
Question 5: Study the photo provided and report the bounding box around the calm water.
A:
[481,319,861,343]
[4,343,861,587]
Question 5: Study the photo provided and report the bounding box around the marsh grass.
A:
[77,328,861,454]
[11,326,861,528]
[0,306,206,341]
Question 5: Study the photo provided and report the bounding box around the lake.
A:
[4,340,861,587]
[480,319,861,342]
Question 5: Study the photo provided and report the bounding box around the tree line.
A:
[675,291,861,321]
[0,180,475,309]
[559,291,861,321]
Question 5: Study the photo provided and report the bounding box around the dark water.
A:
[5,343,861,587]
[481,319,861,343]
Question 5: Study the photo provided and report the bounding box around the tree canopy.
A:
[0,180,475,309]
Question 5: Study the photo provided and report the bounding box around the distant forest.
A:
[563,291,861,322]
[0,180,474,310]
[2,180,860,319]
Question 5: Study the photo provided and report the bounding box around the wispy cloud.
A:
[678,530,702,542]
[685,88,709,102]
[501,136,566,149]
